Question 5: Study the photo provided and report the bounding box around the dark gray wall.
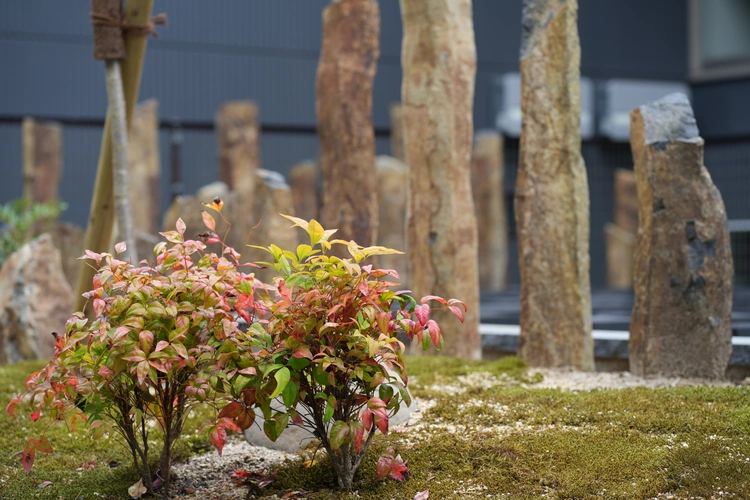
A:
[1,0,722,288]
[693,79,750,139]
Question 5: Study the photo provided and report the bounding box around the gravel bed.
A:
[164,368,741,499]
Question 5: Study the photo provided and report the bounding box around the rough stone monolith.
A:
[471,130,509,292]
[22,118,63,204]
[515,0,593,370]
[389,103,405,163]
[216,101,260,196]
[629,92,733,379]
[401,0,481,360]
[0,235,72,364]
[288,160,320,224]
[316,0,379,248]
[605,169,638,289]
[376,155,409,286]
[128,99,161,235]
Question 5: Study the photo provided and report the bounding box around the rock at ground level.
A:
[629,92,733,379]
[0,234,72,364]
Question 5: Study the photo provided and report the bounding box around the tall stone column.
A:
[471,130,509,292]
[316,0,379,248]
[288,160,320,224]
[515,0,593,370]
[629,93,733,379]
[128,99,161,235]
[389,103,405,163]
[216,101,261,197]
[376,155,409,286]
[22,118,63,204]
[401,0,480,360]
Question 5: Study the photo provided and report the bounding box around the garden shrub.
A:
[7,203,465,495]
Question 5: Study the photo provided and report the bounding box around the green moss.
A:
[0,361,216,500]
[4,357,750,499]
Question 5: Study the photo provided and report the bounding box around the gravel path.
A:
[164,368,741,499]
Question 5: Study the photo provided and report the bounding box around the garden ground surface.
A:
[1,356,749,499]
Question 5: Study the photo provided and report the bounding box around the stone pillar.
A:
[471,130,509,292]
[288,160,319,223]
[22,118,63,204]
[316,0,379,248]
[246,170,299,283]
[604,223,635,289]
[376,155,409,286]
[389,103,405,163]
[605,169,638,289]
[629,92,733,379]
[401,0,481,360]
[515,0,593,370]
[216,101,261,196]
[128,99,161,235]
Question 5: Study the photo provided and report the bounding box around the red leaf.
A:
[292,346,313,360]
[235,293,254,324]
[373,409,389,435]
[154,340,170,352]
[21,443,35,473]
[414,489,429,500]
[414,304,430,326]
[219,417,242,433]
[376,448,409,481]
[358,280,369,297]
[351,421,365,453]
[236,409,255,430]
[98,365,113,378]
[448,305,465,323]
[30,411,41,422]
[362,408,373,431]
[218,402,242,419]
[426,319,441,347]
[210,426,227,456]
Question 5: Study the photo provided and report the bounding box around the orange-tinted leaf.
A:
[35,437,53,454]
[6,396,20,417]
[236,409,255,430]
[362,408,373,431]
[201,210,216,232]
[219,417,242,433]
[420,295,446,305]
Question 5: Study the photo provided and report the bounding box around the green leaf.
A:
[308,219,325,246]
[324,400,334,423]
[288,356,310,370]
[269,367,290,399]
[281,380,298,408]
[329,420,350,450]
[233,374,253,395]
[313,365,331,387]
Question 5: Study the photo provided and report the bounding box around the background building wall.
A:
[3,0,747,287]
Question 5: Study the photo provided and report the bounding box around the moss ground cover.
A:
[2,356,750,499]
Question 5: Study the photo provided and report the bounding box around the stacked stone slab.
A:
[316,0,379,249]
[401,0,481,360]
[629,92,733,379]
[128,99,161,235]
[471,130,509,292]
[515,0,593,370]
[288,160,320,225]
[0,235,72,364]
[375,155,409,286]
[605,169,638,289]
[22,118,63,204]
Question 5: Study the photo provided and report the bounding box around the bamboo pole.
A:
[74,0,154,313]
